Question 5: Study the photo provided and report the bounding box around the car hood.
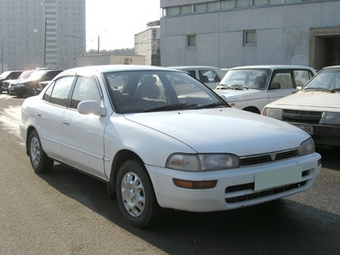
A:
[266,91,340,111]
[214,89,262,100]
[124,108,309,156]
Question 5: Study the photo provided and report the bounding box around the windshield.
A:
[18,70,35,79]
[0,71,11,79]
[218,69,269,90]
[28,70,48,80]
[303,68,340,92]
[103,70,229,113]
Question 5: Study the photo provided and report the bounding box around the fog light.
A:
[173,179,217,189]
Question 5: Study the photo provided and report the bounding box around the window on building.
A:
[166,6,179,16]
[187,35,196,47]
[194,3,206,13]
[236,0,250,8]
[207,2,219,11]
[180,5,192,15]
[221,0,235,10]
[243,30,256,45]
[270,0,283,4]
[253,0,268,6]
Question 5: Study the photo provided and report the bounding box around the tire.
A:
[116,159,163,228]
[28,130,54,173]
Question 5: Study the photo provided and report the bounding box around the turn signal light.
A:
[173,178,217,189]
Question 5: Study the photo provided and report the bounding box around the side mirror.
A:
[269,82,281,90]
[77,100,104,116]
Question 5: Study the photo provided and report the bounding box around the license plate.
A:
[254,165,302,192]
[295,124,313,135]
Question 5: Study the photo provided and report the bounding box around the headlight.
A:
[320,112,340,125]
[262,108,283,120]
[166,153,240,172]
[299,138,315,156]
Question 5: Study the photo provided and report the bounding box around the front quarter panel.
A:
[103,114,196,177]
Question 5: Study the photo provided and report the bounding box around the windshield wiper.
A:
[144,103,198,112]
[195,102,227,109]
[304,87,335,93]
[229,84,248,90]
[216,84,230,89]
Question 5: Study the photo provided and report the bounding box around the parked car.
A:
[0,70,23,93]
[6,70,37,95]
[168,66,226,89]
[262,65,340,147]
[9,69,62,97]
[214,65,317,113]
[20,65,321,228]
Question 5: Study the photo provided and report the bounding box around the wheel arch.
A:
[108,150,145,195]
[243,106,261,114]
[25,126,37,156]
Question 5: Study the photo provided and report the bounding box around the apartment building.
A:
[160,0,340,70]
[0,0,85,71]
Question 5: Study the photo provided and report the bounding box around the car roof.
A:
[58,65,177,76]
[229,65,316,71]
[322,65,340,70]
[168,66,223,70]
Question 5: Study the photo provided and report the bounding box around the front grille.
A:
[240,149,299,166]
[225,169,313,204]
[282,109,322,124]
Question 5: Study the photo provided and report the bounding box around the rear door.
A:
[37,76,75,160]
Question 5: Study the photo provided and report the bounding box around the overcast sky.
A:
[86,0,161,51]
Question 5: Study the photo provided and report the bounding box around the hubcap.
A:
[30,137,41,166]
[121,172,145,217]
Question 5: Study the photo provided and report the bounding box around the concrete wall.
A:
[160,1,340,69]
[135,28,161,66]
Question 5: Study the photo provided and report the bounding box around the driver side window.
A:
[271,72,293,89]
[70,76,101,109]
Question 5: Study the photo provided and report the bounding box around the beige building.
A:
[76,54,146,67]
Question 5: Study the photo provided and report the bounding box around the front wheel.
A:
[116,159,163,228]
[28,130,54,173]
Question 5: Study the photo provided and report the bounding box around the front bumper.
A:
[148,152,321,212]
[289,122,340,147]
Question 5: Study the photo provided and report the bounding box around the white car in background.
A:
[262,65,340,147]
[215,65,317,113]
[168,66,226,89]
[20,65,321,228]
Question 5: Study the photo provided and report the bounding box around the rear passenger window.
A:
[43,76,74,106]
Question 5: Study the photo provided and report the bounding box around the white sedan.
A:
[20,65,321,228]
[215,65,317,113]
[263,65,340,147]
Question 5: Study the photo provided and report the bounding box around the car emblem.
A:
[270,153,276,161]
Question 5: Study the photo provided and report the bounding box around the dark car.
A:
[0,70,23,93]
[9,69,62,97]
[5,70,36,95]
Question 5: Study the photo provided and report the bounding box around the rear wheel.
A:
[28,130,54,173]
[116,159,163,228]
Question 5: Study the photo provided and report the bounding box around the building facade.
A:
[0,0,85,71]
[135,27,161,66]
[160,0,340,70]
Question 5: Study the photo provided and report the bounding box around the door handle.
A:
[63,119,70,126]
